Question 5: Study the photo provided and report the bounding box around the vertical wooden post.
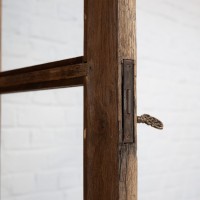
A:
[118,0,137,199]
[84,1,119,199]
[84,0,137,199]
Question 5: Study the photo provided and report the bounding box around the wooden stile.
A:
[0,0,137,199]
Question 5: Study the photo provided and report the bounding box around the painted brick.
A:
[1,128,31,149]
[58,168,83,189]
[2,174,36,195]
[1,0,200,199]
[35,171,59,192]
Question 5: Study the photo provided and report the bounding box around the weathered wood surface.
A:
[84,0,119,199]
[0,0,137,198]
[0,57,87,94]
[118,0,137,199]
[0,56,84,76]
[84,0,88,62]
[84,0,137,199]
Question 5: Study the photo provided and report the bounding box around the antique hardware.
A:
[137,114,163,130]
[122,60,163,144]
[122,59,135,143]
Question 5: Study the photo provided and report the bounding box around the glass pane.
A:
[2,0,83,71]
[1,87,83,200]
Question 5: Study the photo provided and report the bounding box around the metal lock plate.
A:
[122,59,135,143]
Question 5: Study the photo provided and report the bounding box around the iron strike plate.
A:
[122,59,134,144]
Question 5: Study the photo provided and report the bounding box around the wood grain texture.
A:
[0,56,84,76]
[0,0,137,198]
[0,59,87,94]
[84,0,119,199]
[85,0,137,199]
[83,0,88,62]
[118,0,137,199]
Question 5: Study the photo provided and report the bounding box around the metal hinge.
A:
[122,59,135,144]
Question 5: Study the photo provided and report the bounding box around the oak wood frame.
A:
[0,0,137,199]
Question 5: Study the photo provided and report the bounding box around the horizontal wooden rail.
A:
[0,56,87,94]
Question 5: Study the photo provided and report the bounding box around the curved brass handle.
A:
[137,114,163,130]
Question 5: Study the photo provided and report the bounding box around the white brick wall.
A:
[1,0,200,200]
[2,0,83,70]
[137,0,200,199]
[1,89,83,200]
[2,1,83,199]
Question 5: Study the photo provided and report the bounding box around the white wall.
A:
[1,89,84,200]
[137,0,200,199]
[1,0,83,200]
[2,0,83,70]
[2,0,200,200]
